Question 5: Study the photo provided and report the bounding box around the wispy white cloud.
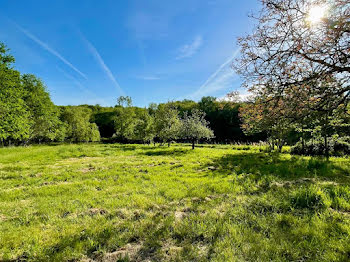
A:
[187,49,240,100]
[136,75,161,80]
[176,35,203,60]
[80,34,125,95]
[13,22,87,80]
[217,91,252,102]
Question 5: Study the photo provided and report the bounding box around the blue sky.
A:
[0,0,260,107]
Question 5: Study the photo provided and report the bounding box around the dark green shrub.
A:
[291,137,350,156]
[333,140,350,155]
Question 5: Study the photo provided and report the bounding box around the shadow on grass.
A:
[141,148,190,156]
[203,152,350,182]
[108,145,138,151]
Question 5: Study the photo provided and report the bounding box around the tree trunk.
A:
[168,142,170,147]
[324,135,329,159]
[277,137,284,153]
[324,113,329,159]
[278,144,283,153]
[301,129,305,154]
[192,139,195,150]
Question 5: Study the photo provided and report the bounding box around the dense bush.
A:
[291,137,350,156]
[60,107,100,142]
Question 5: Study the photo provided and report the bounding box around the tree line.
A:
[84,95,266,146]
[110,98,214,149]
[2,42,249,148]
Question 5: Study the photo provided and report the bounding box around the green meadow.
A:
[0,144,350,261]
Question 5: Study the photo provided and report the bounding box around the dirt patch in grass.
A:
[81,166,96,173]
[115,208,133,219]
[85,208,109,217]
[270,178,340,189]
[161,240,183,260]
[174,211,187,221]
[103,242,144,261]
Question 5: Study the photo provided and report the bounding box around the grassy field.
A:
[0,144,350,261]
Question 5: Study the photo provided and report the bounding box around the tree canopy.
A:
[0,43,32,144]
[22,74,64,142]
[154,104,182,146]
[60,107,100,142]
[235,0,350,113]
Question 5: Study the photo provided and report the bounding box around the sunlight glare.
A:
[307,5,327,25]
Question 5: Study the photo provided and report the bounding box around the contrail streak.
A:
[80,34,125,95]
[13,22,87,79]
[192,49,240,98]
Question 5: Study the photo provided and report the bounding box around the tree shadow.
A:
[108,145,138,151]
[141,148,190,156]
[202,152,350,183]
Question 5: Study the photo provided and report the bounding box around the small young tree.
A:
[154,104,182,147]
[116,96,132,107]
[181,109,214,149]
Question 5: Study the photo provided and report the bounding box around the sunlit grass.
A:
[0,143,349,261]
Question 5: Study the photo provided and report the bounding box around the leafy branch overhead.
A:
[235,0,349,110]
[236,0,350,155]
